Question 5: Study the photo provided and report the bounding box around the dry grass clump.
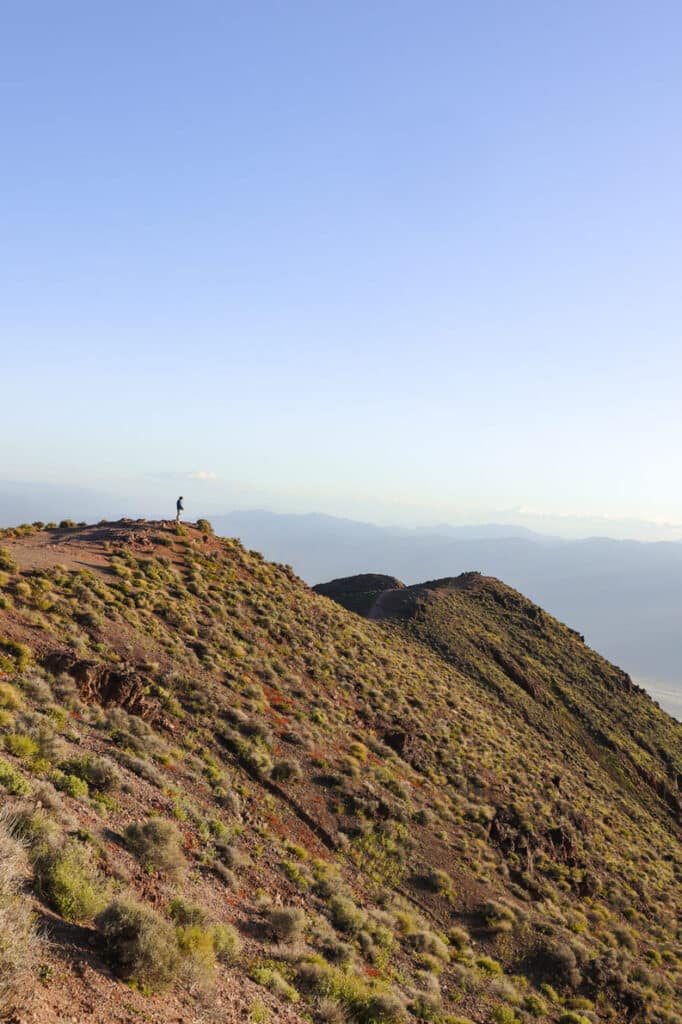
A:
[124,817,185,878]
[0,547,17,572]
[96,895,179,991]
[61,753,119,792]
[268,905,307,942]
[0,815,39,1017]
[271,758,303,783]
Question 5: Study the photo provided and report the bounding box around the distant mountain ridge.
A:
[213,510,682,718]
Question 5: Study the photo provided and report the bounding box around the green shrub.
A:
[50,770,89,799]
[0,548,16,572]
[361,991,407,1022]
[168,897,207,927]
[33,838,107,921]
[0,758,31,796]
[0,639,31,673]
[491,1009,518,1024]
[176,924,218,992]
[523,994,547,1016]
[475,955,502,976]
[61,754,119,792]
[96,896,179,991]
[251,965,300,1003]
[0,684,22,710]
[329,895,366,936]
[213,923,241,962]
[408,930,449,961]
[196,519,214,535]
[124,818,185,878]
[4,734,39,761]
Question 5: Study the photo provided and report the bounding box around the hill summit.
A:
[0,519,679,1024]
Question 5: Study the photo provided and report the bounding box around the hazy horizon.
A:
[3,478,682,544]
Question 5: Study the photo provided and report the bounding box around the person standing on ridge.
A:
[175,496,184,523]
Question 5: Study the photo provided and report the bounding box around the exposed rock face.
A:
[42,651,157,720]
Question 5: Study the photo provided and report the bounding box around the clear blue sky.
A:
[3,1,682,537]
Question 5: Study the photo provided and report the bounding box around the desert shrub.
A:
[361,990,407,1023]
[491,1008,518,1024]
[213,923,241,962]
[0,683,22,710]
[213,862,236,888]
[215,840,248,870]
[409,971,442,1019]
[268,905,307,942]
[251,965,300,1002]
[271,758,303,783]
[50,769,89,799]
[0,817,39,1017]
[318,933,354,966]
[32,837,107,921]
[62,753,119,792]
[169,897,207,927]
[523,993,548,1016]
[558,1015,591,1024]
[537,940,581,990]
[297,960,406,1022]
[483,900,516,933]
[17,674,52,705]
[176,924,218,993]
[408,930,449,961]
[124,817,185,877]
[4,734,39,761]
[0,639,31,673]
[329,895,366,936]
[0,758,31,796]
[316,997,348,1023]
[96,896,179,991]
[196,519,214,535]
[422,867,455,897]
[114,751,165,788]
[0,548,16,572]
[475,955,502,976]
[24,718,63,763]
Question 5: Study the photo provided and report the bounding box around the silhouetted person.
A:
[175,496,184,523]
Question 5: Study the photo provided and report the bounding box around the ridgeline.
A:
[0,519,679,1024]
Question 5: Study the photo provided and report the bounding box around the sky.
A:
[2,1,682,538]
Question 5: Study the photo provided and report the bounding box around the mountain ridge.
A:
[0,520,679,1024]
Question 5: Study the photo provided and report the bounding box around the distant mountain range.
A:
[212,510,682,718]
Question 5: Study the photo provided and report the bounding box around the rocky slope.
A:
[0,520,679,1024]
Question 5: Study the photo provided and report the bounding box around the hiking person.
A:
[175,496,184,523]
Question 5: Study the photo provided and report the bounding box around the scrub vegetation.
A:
[0,518,680,1023]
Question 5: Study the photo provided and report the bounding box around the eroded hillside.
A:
[0,520,679,1024]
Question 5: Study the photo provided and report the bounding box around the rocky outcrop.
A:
[42,651,157,720]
